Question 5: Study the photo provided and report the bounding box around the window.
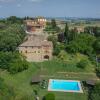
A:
[25,51,27,53]
[44,55,49,60]
[45,50,49,53]
[38,51,40,53]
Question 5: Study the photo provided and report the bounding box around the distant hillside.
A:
[46,17,100,21]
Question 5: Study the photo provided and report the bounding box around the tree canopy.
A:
[66,34,96,55]
[44,19,60,33]
[93,37,100,54]
[0,52,29,74]
[90,82,100,100]
[0,24,25,51]
[84,26,100,37]
[0,17,28,74]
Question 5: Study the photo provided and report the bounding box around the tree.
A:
[66,34,96,55]
[90,82,100,100]
[6,16,23,24]
[43,93,55,100]
[58,50,67,61]
[0,23,6,29]
[96,63,100,78]
[84,26,93,35]
[47,35,57,47]
[70,27,78,41]
[0,52,13,69]
[53,43,65,56]
[93,27,100,37]
[84,26,100,37]
[0,24,26,51]
[77,59,88,69]
[0,52,29,74]
[44,19,60,33]
[64,22,69,43]
[51,19,57,29]
[93,38,100,54]
[58,33,65,42]
[8,59,28,74]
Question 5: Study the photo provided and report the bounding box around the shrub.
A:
[0,52,29,74]
[0,24,26,52]
[53,43,65,56]
[8,59,29,74]
[77,59,88,69]
[0,77,15,99]
[90,82,100,100]
[58,50,67,60]
[43,93,55,100]
[66,34,96,55]
[96,63,100,78]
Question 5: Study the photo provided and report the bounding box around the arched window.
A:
[44,55,49,60]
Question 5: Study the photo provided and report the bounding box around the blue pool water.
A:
[48,79,83,92]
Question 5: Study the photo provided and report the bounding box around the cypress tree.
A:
[64,22,69,43]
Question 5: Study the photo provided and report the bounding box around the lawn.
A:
[0,54,98,100]
[0,63,38,100]
[0,67,90,100]
[38,53,95,75]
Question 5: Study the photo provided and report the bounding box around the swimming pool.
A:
[48,79,83,93]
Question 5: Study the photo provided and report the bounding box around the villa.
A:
[18,35,53,62]
[25,17,47,33]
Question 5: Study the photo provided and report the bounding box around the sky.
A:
[0,0,100,18]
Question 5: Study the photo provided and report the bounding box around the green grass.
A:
[0,63,39,100]
[38,60,93,75]
[38,53,95,75]
[0,53,98,100]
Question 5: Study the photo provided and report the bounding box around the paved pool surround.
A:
[48,79,83,93]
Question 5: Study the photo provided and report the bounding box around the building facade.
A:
[25,17,47,33]
[18,35,53,62]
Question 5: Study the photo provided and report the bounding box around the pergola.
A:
[85,80,96,86]
[31,75,42,84]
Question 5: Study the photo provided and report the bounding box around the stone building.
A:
[25,17,47,33]
[18,35,53,62]
[69,27,85,33]
[76,27,84,33]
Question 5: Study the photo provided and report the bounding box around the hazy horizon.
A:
[0,0,100,18]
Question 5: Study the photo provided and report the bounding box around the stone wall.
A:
[18,44,53,62]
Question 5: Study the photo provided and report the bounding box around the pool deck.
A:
[48,79,83,93]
